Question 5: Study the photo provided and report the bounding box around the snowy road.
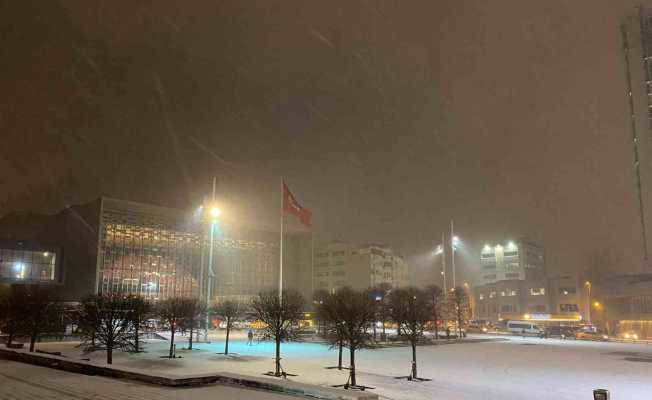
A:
[0,360,298,400]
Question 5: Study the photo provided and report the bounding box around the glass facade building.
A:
[97,198,203,300]
[0,197,313,304]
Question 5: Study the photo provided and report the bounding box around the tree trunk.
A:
[411,341,417,379]
[7,331,14,346]
[107,343,113,364]
[169,327,175,358]
[433,308,439,340]
[373,323,377,340]
[338,338,343,370]
[134,322,140,352]
[29,332,36,352]
[91,331,96,347]
[458,311,463,339]
[382,320,386,339]
[349,346,356,387]
[188,323,194,350]
[275,336,281,377]
[225,320,231,355]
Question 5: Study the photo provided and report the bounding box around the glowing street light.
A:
[210,206,221,219]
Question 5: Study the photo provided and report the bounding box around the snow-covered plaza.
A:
[33,332,652,400]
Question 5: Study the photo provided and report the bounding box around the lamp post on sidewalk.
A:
[435,237,446,293]
[585,281,592,325]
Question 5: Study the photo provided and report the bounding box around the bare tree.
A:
[157,297,190,358]
[450,286,469,338]
[0,286,26,347]
[250,289,304,377]
[17,285,63,352]
[424,284,444,339]
[213,300,242,355]
[372,283,393,341]
[78,294,135,364]
[329,287,376,387]
[182,298,206,350]
[389,287,431,380]
[316,291,347,370]
[312,289,329,335]
[125,295,152,353]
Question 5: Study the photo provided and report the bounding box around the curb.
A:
[0,348,377,400]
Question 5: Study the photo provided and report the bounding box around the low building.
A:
[593,274,652,338]
[313,242,409,293]
[0,197,312,304]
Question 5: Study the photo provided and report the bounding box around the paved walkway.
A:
[0,360,298,400]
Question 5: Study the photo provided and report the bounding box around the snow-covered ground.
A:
[35,332,652,400]
[0,359,297,400]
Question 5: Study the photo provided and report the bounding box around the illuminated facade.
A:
[0,197,312,303]
[97,198,203,300]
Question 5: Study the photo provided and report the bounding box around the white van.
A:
[506,320,543,335]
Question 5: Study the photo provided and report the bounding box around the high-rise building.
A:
[622,7,652,260]
[313,241,409,294]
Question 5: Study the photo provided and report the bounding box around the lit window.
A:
[529,288,545,296]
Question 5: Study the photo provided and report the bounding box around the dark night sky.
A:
[2,0,651,284]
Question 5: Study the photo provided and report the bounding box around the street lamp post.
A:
[203,178,221,341]
[585,281,592,325]
[451,221,456,288]
[436,232,446,293]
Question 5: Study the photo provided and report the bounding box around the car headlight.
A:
[482,327,488,332]
[633,334,638,340]
[625,333,630,339]
[602,335,608,340]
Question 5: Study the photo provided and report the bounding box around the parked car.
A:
[545,325,578,339]
[619,331,640,340]
[575,328,609,341]
[466,324,489,334]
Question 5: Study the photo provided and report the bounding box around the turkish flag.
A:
[283,182,312,227]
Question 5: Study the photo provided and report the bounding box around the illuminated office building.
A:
[0,197,312,303]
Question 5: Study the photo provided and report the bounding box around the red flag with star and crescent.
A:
[283,182,312,227]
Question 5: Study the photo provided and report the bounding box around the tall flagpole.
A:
[279,178,284,302]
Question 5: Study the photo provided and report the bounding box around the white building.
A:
[313,241,409,293]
